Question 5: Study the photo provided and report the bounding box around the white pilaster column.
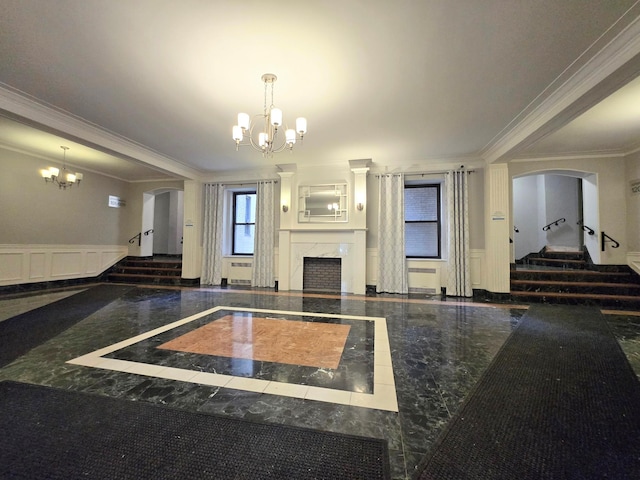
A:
[350,159,371,294]
[181,180,203,281]
[277,170,296,230]
[277,165,296,291]
[484,164,510,293]
[278,230,291,290]
[350,166,370,230]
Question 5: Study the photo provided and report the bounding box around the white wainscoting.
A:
[0,244,128,286]
[365,248,486,292]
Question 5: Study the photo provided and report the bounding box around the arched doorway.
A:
[140,188,184,258]
[512,169,599,263]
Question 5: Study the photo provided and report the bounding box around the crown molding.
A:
[0,84,203,180]
[482,6,640,164]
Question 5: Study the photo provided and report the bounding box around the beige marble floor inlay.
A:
[158,314,351,369]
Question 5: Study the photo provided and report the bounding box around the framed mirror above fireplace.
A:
[298,183,348,223]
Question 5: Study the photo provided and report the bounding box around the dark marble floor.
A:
[1,285,639,479]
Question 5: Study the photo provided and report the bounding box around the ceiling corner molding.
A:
[482,8,640,165]
[0,84,203,180]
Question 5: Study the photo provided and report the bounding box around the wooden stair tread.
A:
[510,291,640,301]
[511,279,640,288]
[109,273,181,279]
[513,269,631,276]
[118,266,182,272]
[527,257,586,264]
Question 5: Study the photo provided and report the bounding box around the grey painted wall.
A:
[0,148,127,245]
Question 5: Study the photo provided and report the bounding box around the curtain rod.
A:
[205,180,279,186]
[375,169,475,177]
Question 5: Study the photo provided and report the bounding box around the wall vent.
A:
[408,267,437,274]
[409,287,437,294]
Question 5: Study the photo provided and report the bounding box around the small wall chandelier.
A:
[232,73,307,157]
[41,146,83,189]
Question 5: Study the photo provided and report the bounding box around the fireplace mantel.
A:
[278,229,367,294]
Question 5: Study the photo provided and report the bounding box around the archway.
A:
[140,188,184,258]
[512,169,599,263]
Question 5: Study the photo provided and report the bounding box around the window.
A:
[405,184,441,258]
[232,191,256,255]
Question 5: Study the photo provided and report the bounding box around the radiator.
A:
[407,266,439,294]
[228,261,252,285]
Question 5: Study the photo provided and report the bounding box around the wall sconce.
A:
[282,204,289,212]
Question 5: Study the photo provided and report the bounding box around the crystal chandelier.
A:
[41,146,83,189]
[232,73,307,157]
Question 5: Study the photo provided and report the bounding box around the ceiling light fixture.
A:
[232,73,307,157]
[40,146,83,189]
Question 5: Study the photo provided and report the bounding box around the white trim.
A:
[0,84,202,180]
[483,8,640,163]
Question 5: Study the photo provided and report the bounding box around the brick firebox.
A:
[302,257,342,292]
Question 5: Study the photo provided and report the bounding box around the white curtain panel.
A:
[201,183,225,285]
[447,170,472,297]
[252,180,275,287]
[377,173,408,294]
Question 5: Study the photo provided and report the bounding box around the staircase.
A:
[107,256,183,285]
[511,247,640,310]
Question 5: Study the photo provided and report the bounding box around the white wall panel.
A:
[0,244,127,286]
[28,252,46,280]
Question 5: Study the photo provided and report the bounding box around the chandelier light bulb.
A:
[259,132,268,148]
[232,125,243,142]
[285,129,296,145]
[270,108,282,127]
[296,117,307,135]
[238,113,250,130]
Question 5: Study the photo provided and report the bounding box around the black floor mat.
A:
[0,381,389,479]
[414,304,640,479]
[0,284,132,368]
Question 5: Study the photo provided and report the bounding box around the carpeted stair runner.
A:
[0,284,133,368]
[0,381,389,479]
[414,304,640,479]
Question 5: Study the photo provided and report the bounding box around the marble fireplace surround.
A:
[278,229,367,294]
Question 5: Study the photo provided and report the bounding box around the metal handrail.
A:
[542,218,565,231]
[601,231,620,251]
[128,232,142,246]
[128,230,154,247]
[577,220,595,235]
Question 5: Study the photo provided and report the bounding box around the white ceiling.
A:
[1,0,640,181]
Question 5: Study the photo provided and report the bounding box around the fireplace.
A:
[278,229,367,294]
[303,257,342,292]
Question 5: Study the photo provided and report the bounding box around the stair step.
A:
[511,279,640,288]
[510,279,640,295]
[510,290,640,308]
[122,262,182,269]
[116,266,182,273]
[108,273,182,285]
[511,269,635,284]
[527,257,586,264]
